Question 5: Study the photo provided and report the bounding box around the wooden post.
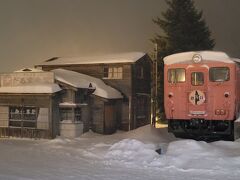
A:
[151,43,158,127]
[129,96,132,131]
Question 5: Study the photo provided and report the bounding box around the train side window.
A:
[209,67,230,82]
[191,72,204,86]
[168,68,185,83]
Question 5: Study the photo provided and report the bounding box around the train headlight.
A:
[192,54,202,63]
[215,109,226,115]
[215,109,220,115]
[220,110,226,115]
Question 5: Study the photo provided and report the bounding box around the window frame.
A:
[74,108,82,122]
[191,72,204,86]
[209,67,230,82]
[9,106,38,128]
[137,66,144,79]
[136,96,147,118]
[167,68,186,83]
[60,108,73,121]
[103,66,123,79]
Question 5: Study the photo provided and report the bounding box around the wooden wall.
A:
[132,55,152,128]
[51,94,61,137]
[39,54,152,131]
[0,94,60,139]
[41,64,132,97]
[91,96,105,134]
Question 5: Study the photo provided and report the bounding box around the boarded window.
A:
[137,66,144,79]
[0,106,9,127]
[37,108,49,129]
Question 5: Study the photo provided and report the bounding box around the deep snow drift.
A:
[1,125,240,180]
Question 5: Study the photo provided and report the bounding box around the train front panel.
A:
[163,52,237,139]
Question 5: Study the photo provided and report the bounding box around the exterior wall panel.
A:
[0,106,9,127]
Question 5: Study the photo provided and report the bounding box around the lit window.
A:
[9,106,38,128]
[103,67,123,79]
[209,67,230,82]
[191,72,204,86]
[168,68,185,83]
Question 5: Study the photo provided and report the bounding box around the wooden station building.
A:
[36,52,152,131]
[0,52,152,139]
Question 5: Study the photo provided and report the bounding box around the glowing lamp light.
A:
[192,54,202,63]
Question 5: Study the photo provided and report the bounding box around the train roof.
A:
[163,51,235,65]
[233,58,240,63]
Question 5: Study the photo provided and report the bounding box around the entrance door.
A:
[104,104,116,134]
[187,67,208,116]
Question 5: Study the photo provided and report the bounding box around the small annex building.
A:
[53,68,123,137]
[0,68,62,138]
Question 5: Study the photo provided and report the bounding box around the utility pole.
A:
[152,43,158,127]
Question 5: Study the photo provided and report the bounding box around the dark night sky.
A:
[0,0,239,72]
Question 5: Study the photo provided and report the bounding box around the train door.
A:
[187,67,208,116]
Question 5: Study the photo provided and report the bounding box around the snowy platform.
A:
[1,125,240,180]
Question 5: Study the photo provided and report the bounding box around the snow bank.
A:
[149,139,240,170]
[2,125,240,180]
[105,139,159,165]
[122,124,176,144]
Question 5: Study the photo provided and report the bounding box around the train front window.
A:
[168,68,185,83]
[209,67,230,82]
[191,72,204,86]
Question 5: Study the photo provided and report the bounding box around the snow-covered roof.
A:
[233,58,240,63]
[59,102,88,107]
[164,51,235,65]
[37,52,146,66]
[14,68,44,73]
[0,84,61,94]
[52,69,123,99]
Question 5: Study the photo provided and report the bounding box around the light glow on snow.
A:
[1,125,240,180]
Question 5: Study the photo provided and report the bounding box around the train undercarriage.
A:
[168,119,235,141]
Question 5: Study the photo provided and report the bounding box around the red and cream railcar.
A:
[164,51,240,140]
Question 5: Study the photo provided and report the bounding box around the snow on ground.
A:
[1,125,240,180]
